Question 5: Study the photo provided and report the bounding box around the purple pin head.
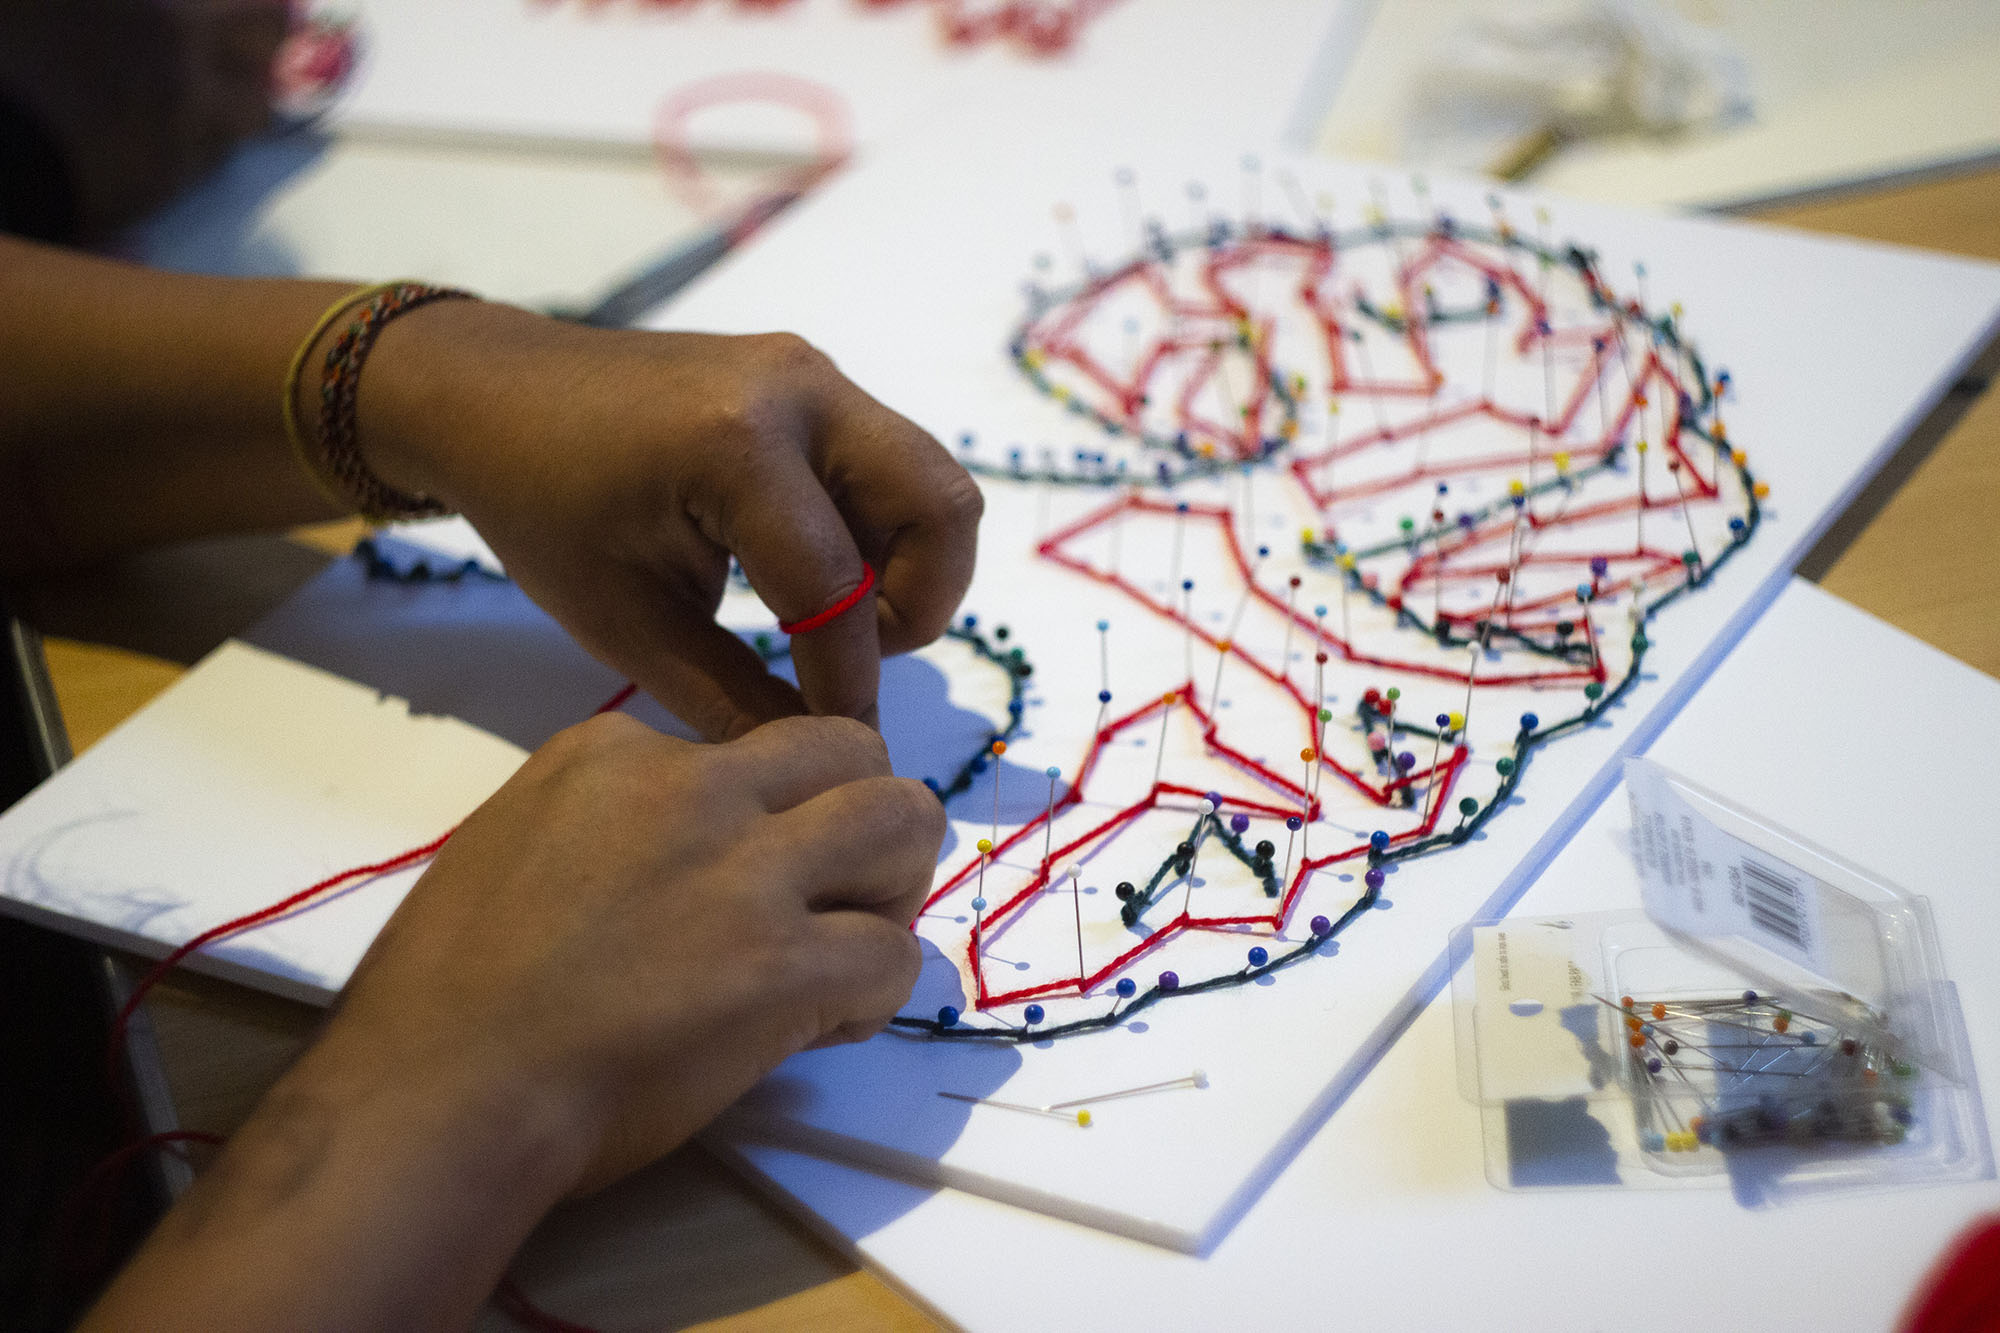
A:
[1396,751,1416,771]
[1206,789,1223,808]
[1309,915,1332,936]
[1158,970,1180,991]
[1364,867,1385,891]
[1286,815,1303,831]
[1589,556,1610,578]
[1229,812,1251,834]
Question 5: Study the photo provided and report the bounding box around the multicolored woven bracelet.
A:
[304,281,474,522]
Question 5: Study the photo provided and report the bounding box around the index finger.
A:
[719,434,883,726]
[811,375,983,656]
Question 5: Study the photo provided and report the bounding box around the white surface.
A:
[119,131,776,311]
[1320,0,2000,208]
[331,0,1353,154]
[0,642,527,1002]
[649,122,2000,1246]
[720,579,2000,1332]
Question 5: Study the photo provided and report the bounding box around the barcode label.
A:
[1739,858,1808,953]
[1627,758,1833,975]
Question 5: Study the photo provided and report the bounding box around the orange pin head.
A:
[1752,481,1770,499]
[1300,747,1317,763]
[990,740,1007,757]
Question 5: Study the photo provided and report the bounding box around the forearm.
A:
[0,235,360,574]
[82,1018,590,1332]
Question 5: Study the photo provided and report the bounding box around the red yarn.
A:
[1902,1216,2000,1333]
[777,562,878,635]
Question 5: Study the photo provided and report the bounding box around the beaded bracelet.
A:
[282,281,473,522]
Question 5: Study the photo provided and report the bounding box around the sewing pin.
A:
[937,1091,1091,1128]
[1280,573,1302,680]
[1067,861,1088,996]
[1039,766,1060,887]
[1183,798,1215,917]
[1046,1069,1209,1111]
[988,739,1006,851]
[1152,689,1177,790]
[1181,577,1197,696]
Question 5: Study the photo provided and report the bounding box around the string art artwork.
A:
[890,168,1768,1042]
[531,0,1121,56]
[106,170,1768,1075]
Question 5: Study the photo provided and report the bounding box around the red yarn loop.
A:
[778,562,878,636]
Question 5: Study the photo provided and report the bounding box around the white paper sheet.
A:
[329,0,1355,154]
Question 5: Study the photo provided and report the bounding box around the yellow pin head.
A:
[1508,479,1526,497]
[1076,1110,1093,1128]
[1552,451,1570,472]
[976,838,993,855]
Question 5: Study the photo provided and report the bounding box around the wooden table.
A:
[31,167,2000,1330]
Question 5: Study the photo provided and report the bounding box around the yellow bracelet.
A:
[280,280,423,517]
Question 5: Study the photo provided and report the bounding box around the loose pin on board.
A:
[937,1090,1093,1127]
[1046,1069,1210,1111]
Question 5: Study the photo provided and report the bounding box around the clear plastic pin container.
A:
[1449,758,1987,1196]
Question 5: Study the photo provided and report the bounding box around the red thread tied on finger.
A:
[779,562,877,636]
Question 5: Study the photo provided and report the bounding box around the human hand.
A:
[356,303,984,740]
[79,711,942,1328]
[329,709,944,1193]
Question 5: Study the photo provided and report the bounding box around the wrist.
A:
[87,1011,599,1329]
[297,1009,600,1203]
[288,285,497,516]
[340,296,560,513]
